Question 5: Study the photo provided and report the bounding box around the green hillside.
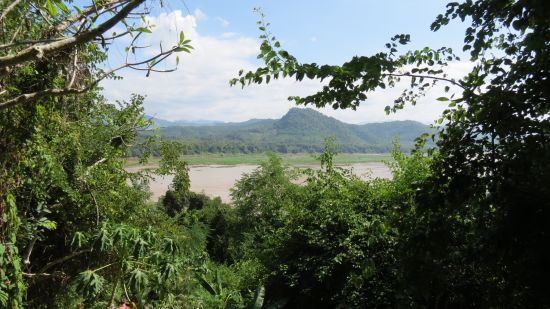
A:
[147,108,432,153]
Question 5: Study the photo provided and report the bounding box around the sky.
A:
[101,0,471,124]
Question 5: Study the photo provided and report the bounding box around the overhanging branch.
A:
[0,0,145,70]
[38,248,93,274]
[384,72,466,90]
[0,42,186,109]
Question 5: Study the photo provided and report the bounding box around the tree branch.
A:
[384,72,466,90]
[23,237,37,265]
[0,39,186,109]
[0,0,145,70]
[0,38,65,50]
[67,48,79,88]
[0,87,89,110]
[0,60,127,109]
[38,248,93,274]
[23,271,66,279]
[50,0,125,34]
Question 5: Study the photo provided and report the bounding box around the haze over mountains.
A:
[146,108,432,153]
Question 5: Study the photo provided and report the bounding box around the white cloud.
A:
[101,10,473,125]
[215,17,230,28]
[193,9,206,21]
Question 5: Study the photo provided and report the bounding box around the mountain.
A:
[146,108,432,153]
[145,115,225,128]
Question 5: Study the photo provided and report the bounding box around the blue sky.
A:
[101,1,470,124]
[179,0,466,63]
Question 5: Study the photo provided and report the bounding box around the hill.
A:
[145,115,225,128]
[145,108,432,153]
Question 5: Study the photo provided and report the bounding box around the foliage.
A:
[225,145,431,307]
[70,218,197,308]
[232,1,550,307]
[0,0,192,110]
[0,1,194,307]
[2,0,548,307]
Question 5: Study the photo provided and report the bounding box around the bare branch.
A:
[50,0,124,34]
[384,72,466,90]
[128,67,176,73]
[23,271,67,279]
[0,0,145,70]
[67,48,79,88]
[0,36,185,109]
[0,57,126,109]
[94,30,131,42]
[0,87,89,110]
[0,38,65,50]
[38,248,93,274]
[23,237,37,265]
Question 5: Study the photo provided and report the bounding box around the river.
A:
[130,163,391,203]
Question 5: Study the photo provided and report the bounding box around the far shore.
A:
[125,152,393,167]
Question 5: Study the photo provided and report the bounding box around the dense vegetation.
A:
[139,108,431,154]
[0,0,548,308]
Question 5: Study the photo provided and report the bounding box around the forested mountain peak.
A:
[149,108,431,153]
[277,108,343,130]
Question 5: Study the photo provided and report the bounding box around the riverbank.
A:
[124,152,392,167]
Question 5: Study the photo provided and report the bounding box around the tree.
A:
[227,144,433,307]
[233,1,550,306]
[0,1,192,306]
[0,0,192,109]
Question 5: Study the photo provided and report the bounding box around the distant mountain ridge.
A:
[145,115,225,128]
[146,108,432,153]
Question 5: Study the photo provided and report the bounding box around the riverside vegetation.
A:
[0,1,548,308]
[125,153,392,167]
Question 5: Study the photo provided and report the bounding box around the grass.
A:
[125,153,392,167]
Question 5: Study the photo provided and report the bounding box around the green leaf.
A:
[179,31,185,44]
[0,290,8,307]
[195,274,216,295]
[129,269,149,290]
[71,232,87,248]
[436,97,449,101]
[216,270,222,294]
[37,217,57,230]
[174,47,191,53]
[54,1,69,13]
[75,270,105,296]
[72,5,82,14]
[45,0,57,16]
[135,27,152,33]
[165,262,178,279]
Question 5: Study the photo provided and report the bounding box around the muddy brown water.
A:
[128,163,391,203]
